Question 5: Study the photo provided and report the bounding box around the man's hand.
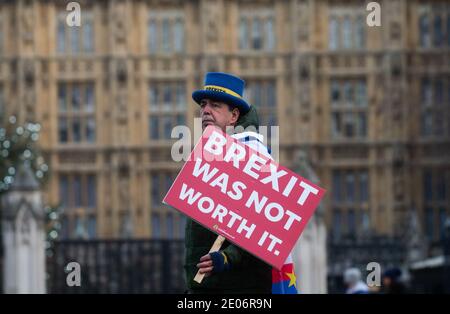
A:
[196,254,214,277]
[196,251,231,277]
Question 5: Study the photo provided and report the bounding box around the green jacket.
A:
[184,107,272,294]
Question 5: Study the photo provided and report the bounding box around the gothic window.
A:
[148,20,158,54]
[425,207,434,240]
[150,172,179,238]
[72,118,81,142]
[330,79,368,139]
[148,10,185,54]
[420,7,450,48]
[71,23,80,54]
[59,174,69,207]
[86,119,95,143]
[355,16,366,49]
[358,112,367,137]
[348,209,356,236]
[437,172,447,201]
[332,170,370,237]
[342,17,352,49]
[83,17,94,53]
[332,209,342,239]
[421,77,449,137]
[57,18,66,53]
[175,82,185,110]
[74,175,82,207]
[60,217,69,239]
[56,11,94,54]
[174,19,184,53]
[252,17,262,50]
[165,173,174,193]
[329,8,366,50]
[74,216,86,238]
[447,13,450,45]
[346,173,355,203]
[244,80,277,138]
[58,83,67,111]
[163,116,172,139]
[331,81,340,104]
[166,212,174,239]
[423,169,450,241]
[149,116,159,140]
[239,10,275,51]
[439,208,447,239]
[151,212,161,238]
[421,78,432,107]
[58,117,68,142]
[421,111,433,136]
[344,82,354,105]
[239,18,249,50]
[162,18,171,53]
[87,175,96,208]
[434,15,444,46]
[424,170,433,202]
[361,211,370,232]
[148,81,187,140]
[435,80,444,105]
[265,17,275,51]
[59,173,97,239]
[151,173,160,207]
[356,81,367,107]
[360,172,368,202]
[333,171,343,202]
[58,82,96,143]
[329,17,339,50]
[419,14,430,48]
[87,215,96,239]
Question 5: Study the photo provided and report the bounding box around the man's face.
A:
[200,98,240,132]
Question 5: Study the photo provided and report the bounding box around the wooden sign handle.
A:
[193,235,226,284]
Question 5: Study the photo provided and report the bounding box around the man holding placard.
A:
[164,72,326,294]
[185,72,273,294]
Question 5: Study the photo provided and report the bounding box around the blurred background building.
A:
[0,0,449,293]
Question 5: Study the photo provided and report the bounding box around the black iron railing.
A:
[47,239,185,294]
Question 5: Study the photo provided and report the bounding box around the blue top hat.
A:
[192,72,251,114]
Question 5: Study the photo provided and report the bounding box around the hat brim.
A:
[192,90,251,114]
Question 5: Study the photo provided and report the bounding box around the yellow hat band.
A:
[204,85,242,99]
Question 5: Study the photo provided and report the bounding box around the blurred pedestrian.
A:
[343,268,369,294]
[381,267,406,294]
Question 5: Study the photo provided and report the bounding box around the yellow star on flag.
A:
[286,272,297,288]
[221,252,228,265]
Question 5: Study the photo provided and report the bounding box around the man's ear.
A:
[230,107,240,125]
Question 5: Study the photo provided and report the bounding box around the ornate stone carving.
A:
[21,0,34,44]
[116,59,128,125]
[297,0,309,43]
[204,1,220,45]
[112,0,127,44]
[1,164,46,293]
[22,60,36,122]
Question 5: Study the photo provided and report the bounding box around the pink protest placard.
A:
[163,126,326,270]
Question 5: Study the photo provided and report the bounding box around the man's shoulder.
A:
[231,131,272,159]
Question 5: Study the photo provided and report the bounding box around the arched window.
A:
[433,15,443,47]
[342,17,352,49]
[329,17,339,50]
[419,14,430,47]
